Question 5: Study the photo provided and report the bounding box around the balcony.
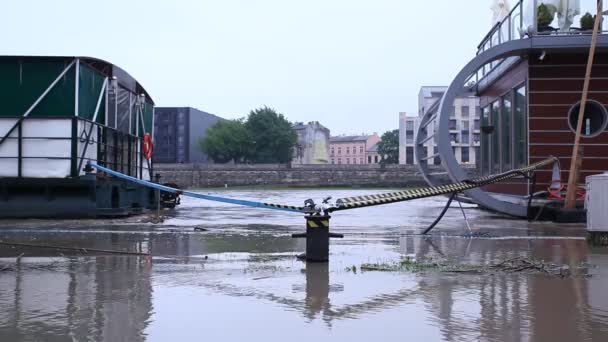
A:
[468,0,608,89]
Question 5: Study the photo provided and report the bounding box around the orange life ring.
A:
[143,133,153,160]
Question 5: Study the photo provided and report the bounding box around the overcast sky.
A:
[1,0,493,135]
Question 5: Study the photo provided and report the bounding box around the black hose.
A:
[422,192,457,235]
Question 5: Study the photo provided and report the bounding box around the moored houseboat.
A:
[416,0,608,217]
[0,56,157,218]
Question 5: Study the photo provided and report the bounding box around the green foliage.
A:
[580,12,595,31]
[199,119,252,163]
[200,106,297,164]
[377,129,399,164]
[244,107,298,163]
[537,4,554,30]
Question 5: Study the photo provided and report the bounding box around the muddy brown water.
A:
[0,189,607,342]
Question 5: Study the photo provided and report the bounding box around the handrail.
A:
[477,0,524,51]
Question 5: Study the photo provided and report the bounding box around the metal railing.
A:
[466,0,608,89]
[0,117,151,180]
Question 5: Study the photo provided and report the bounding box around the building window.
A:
[346,158,350,164]
[406,147,414,164]
[353,158,357,164]
[502,95,512,171]
[331,148,334,155]
[331,159,335,164]
[418,147,427,166]
[368,156,372,163]
[338,158,342,164]
[481,106,490,175]
[433,146,440,165]
[358,146,363,154]
[406,120,415,144]
[346,147,350,155]
[473,133,480,143]
[462,131,470,144]
[474,119,480,130]
[406,131,414,144]
[462,147,470,163]
[449,120,457,130]
[461,105,470,117]
[567,99,608,138]
[450,133,458,143]
[514,85,528,168]
[491,101,501,174]
[374,155,379,163]
[338,147,341,154]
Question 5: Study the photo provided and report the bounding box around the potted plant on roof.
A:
[537,3,555,33]
[580,12,595,32]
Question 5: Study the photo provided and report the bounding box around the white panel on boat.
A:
[22,119,71,138]
[76,121,99,175]
[0,118,18,136]
[22,159,70,178]
[0,139,18,157]
[0,159,18,177]
[143,167,151,181]
[22,139,71,158]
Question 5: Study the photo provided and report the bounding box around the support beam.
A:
[74,59,80,117]
[565,0,603,209]
[77,78,108,174]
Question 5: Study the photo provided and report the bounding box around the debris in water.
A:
[360,256,590,278]
[141,215,167,224]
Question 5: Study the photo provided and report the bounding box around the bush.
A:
[581,12,595,31]
[537,4,554,30]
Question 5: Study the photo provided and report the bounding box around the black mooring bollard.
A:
[292,214,343,262]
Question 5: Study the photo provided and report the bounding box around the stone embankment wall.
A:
[154,163,478,189]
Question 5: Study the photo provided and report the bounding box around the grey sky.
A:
[1,0,492,135]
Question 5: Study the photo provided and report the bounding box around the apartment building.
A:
[329,133,380,165]
[399,87,480,166]
[292,121,331,164]
[154,107,224,163]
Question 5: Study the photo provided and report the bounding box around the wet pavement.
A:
[1,189,607,342]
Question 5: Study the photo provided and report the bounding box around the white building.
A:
[399,86,481,166]
[292,121,331,164]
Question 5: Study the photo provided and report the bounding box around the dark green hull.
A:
[0,175,157,218]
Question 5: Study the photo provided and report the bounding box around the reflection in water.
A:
[1,191,608,341]
[400,236,608,342]
[0,256,153,342]
[2,231,608,341]
[303,263,331,322]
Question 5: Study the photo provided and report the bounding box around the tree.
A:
[199,119,252,163]
[244,106,297,163]
[377,129,399,164]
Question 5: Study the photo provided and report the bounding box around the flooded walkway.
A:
[1,189,607,341]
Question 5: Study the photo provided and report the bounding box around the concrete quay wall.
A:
[154,163,476,189]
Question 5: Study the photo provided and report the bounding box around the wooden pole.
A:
[565,0,603,208]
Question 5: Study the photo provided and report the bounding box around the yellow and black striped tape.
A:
[262,203,305,211]
[332,157,557,212]
[253,157,556,214]
[306,219,330,228]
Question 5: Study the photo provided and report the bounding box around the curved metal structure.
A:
[416,35,608,217]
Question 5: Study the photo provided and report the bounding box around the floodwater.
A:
[1,189,607,342]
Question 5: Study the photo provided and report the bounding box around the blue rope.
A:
[90,163,305,214]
